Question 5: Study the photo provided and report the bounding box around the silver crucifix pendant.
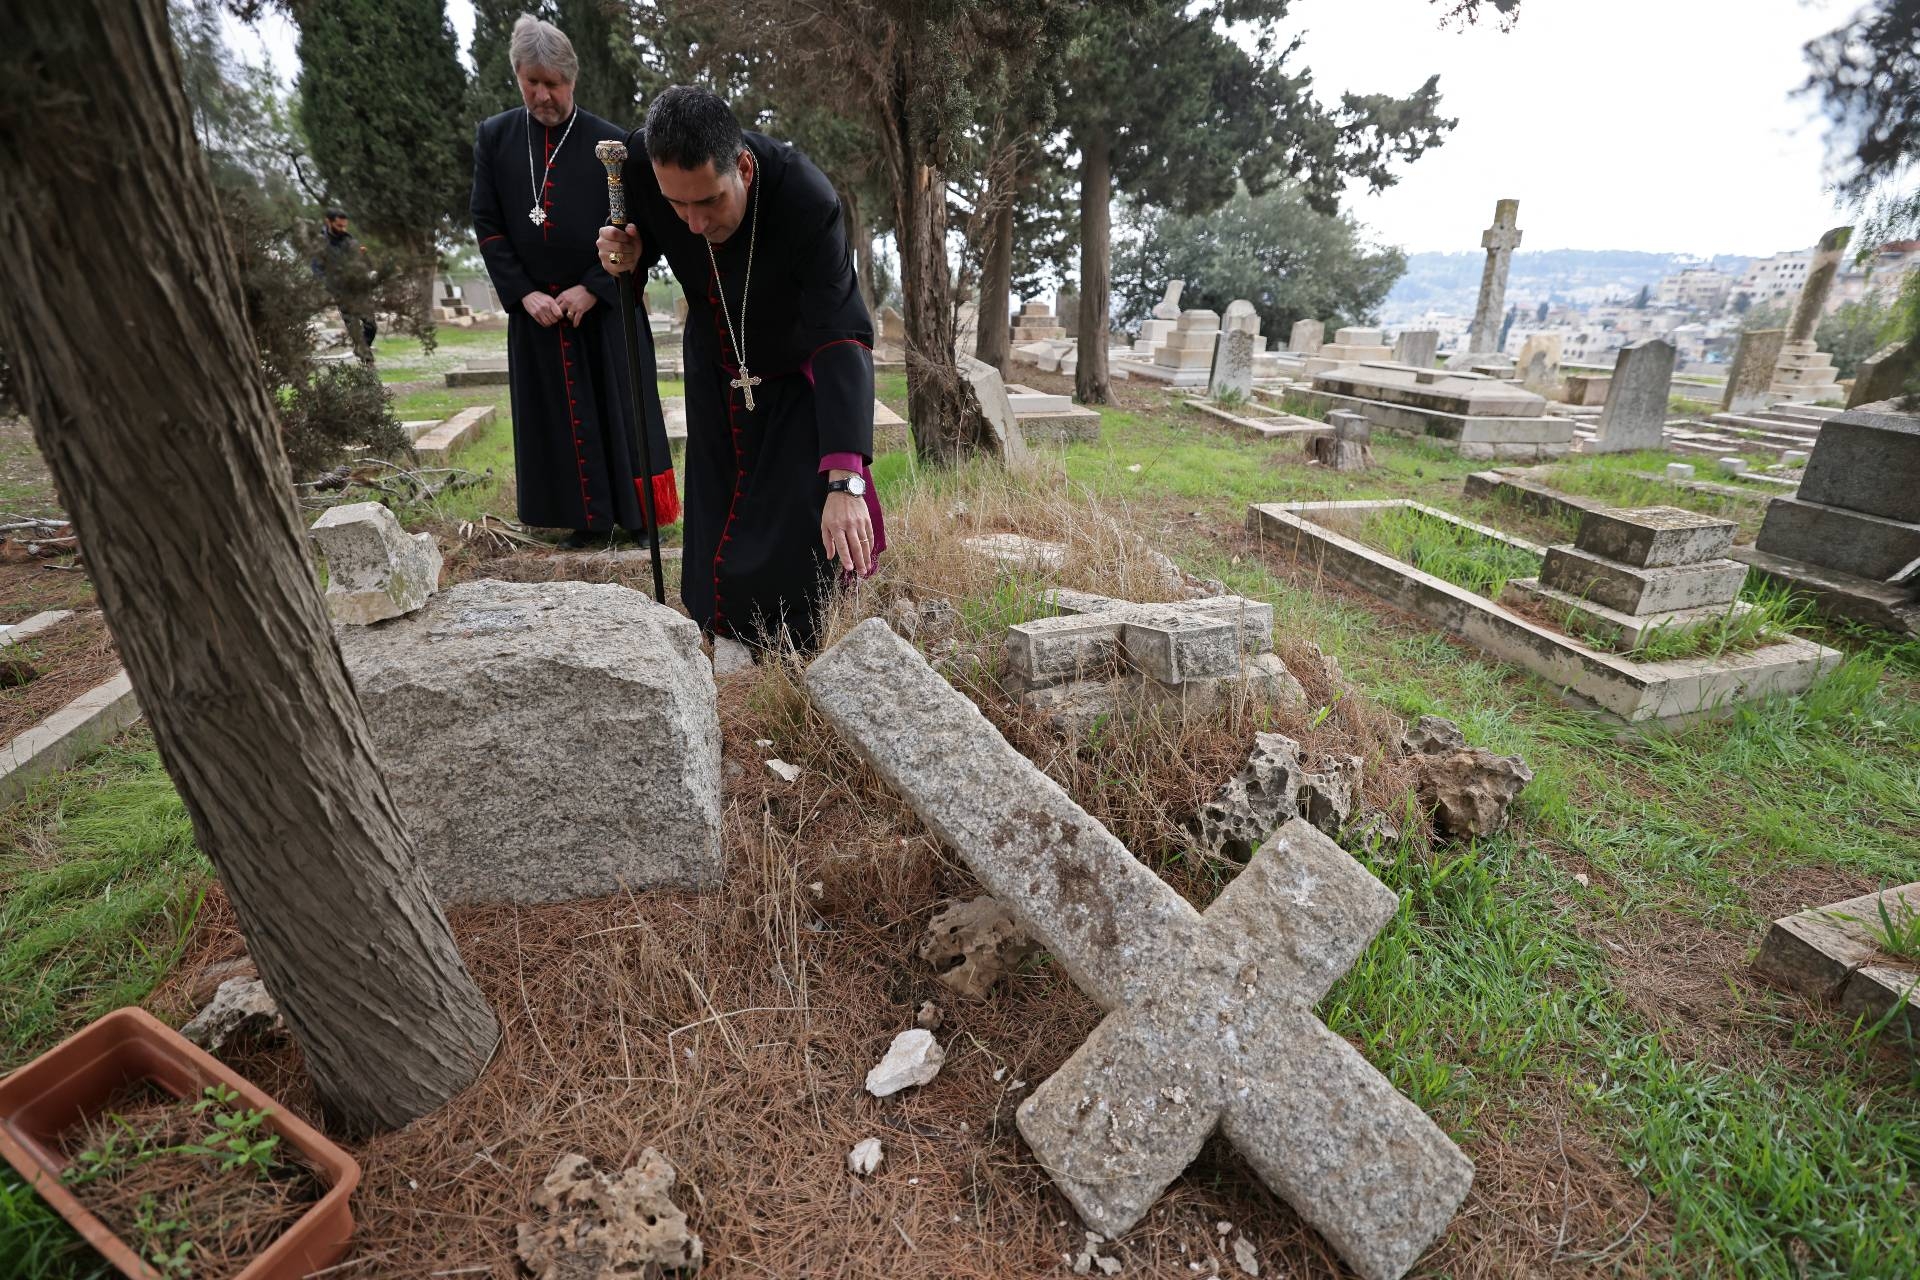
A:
[732,367,763,412]
[528,205,547,226]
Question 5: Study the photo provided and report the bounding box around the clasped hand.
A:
[524,285,596,327]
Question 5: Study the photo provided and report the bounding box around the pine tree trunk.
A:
[1075,125,1112,406]
[896,143,983,463]
[973,185,1014,371]
[840,185,877,313]
[0,0,498,1137]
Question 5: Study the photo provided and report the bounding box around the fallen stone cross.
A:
[805,619,1472,1280]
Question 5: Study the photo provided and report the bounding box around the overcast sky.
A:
[227,0,1862,259]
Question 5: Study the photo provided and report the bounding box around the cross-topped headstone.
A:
[1468,199,1522,355]
[805,620,1473,1280]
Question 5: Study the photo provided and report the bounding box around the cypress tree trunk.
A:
[973,176,1015,371]
[1075,124,1112,406]
[0,0,498,1137]
[840,185,877,313]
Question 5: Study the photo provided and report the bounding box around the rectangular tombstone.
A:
[1540,546,1747,615]
[1332,327,1383,346]
[1209,329,1256,401]
[1722,329,1787,415]
[1392,330,1439,368]
[1289,319,1325,355]
[1794,408,1920,523]
[1754,496,1920,581]
[1118,615,1240,684]
[1847,340,1915,408]
[1574,507,1735,568]
[1590,339,1676,454]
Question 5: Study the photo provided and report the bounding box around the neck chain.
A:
[706,157,764,411]
[525,107,578,226]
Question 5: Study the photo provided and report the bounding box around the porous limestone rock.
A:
[918,896,1038,997]
[865,1028,946,1097]
[1194,733,1362,858]
[308,501,442,624]
[847,1138,884,1176]
[516,1151,702,1278]
[180,977,283,1052]
[1401,715,1533,838]
[337,578,723,904]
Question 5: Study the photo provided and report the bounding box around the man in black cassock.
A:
[470,16,677,547]
[596,86,883,650]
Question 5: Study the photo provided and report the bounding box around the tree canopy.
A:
[1110,184,1405,339]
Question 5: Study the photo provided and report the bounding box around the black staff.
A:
[594,139,666,604]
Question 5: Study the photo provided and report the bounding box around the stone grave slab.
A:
[337,579,723,903]
[1721,330,1786,415]
[445,356,510,388]
[1754,883,1920,1050]
[1754,497,1920,581]
[0,672,141,807]
[1392,329,1439,368]
[414,404,497,463]
[1589,339,1675,454]
[804,619,1473,1280]
[1288,319,1324,355]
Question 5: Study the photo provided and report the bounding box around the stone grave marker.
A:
[1590,338,1676,454]
[1288,318,1325,355]
[1393,329,1439,368]
[959,354,1032,462]
[1209,327,1256,401]
[1770,226,1850,402]
[1467,199,1522,358]
[1722,329,1786,415]
[1152,279,1185,321]
[804,620,1473,1280]
[1848,339,1915,409]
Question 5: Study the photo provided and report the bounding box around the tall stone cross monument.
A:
[1468,199,1523,355]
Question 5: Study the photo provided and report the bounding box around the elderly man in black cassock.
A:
[597,86,883,651]
[471,15,677,548]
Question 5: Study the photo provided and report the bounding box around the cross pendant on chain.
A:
[731,367,763,412]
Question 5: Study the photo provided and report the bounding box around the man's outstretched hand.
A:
[598,224,641,276]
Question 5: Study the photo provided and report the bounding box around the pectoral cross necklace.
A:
[525,107,578,226]
[706,158,763,411]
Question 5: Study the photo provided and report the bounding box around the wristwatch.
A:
[826,475,868,497]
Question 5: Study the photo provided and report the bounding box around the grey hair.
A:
[509,14,578,82]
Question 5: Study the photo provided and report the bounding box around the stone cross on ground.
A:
[805,620,1473,1280]
[1469,199,1522,355]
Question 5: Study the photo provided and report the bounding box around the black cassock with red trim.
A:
[623,130,879,650]
[471,106,679,535]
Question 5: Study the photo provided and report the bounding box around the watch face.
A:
[847,474,868,496]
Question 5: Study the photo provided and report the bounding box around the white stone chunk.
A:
[309,501,442,625]
[864,1028,946,1097]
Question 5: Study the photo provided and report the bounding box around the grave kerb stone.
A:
[1573,507,1735,568]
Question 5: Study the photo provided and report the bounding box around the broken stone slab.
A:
[960,353,1032,463]
[918,895,1038,997]
[1540,546,1747,616]
[1755,496,1920,583]
[0,609,74,650]
[337,579,722,904]
[1573,507,1736,569]
[0,672,142,809]
[1754,883,1920,1049]
[1794,407,1920,523]
[517,1151,703,1278]
[805,620,1472,1280]
[865,1028,946,1097]
[309,501,443,625]
[180,977,284,1053]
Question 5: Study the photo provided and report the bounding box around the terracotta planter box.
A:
[0,1006,360,1280]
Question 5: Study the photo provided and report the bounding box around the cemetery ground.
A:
[3,333,1918,1279]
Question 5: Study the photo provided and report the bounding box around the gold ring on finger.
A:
[609,252,621,264]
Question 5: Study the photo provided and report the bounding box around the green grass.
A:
[1346,503,1544,598]
[0,735,211,1280]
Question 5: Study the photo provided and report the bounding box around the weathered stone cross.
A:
[806,619,1472,1280]
[1469,198,1523,355]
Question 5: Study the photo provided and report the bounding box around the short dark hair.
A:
[644,86,744,173]
[325,207,346,219]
